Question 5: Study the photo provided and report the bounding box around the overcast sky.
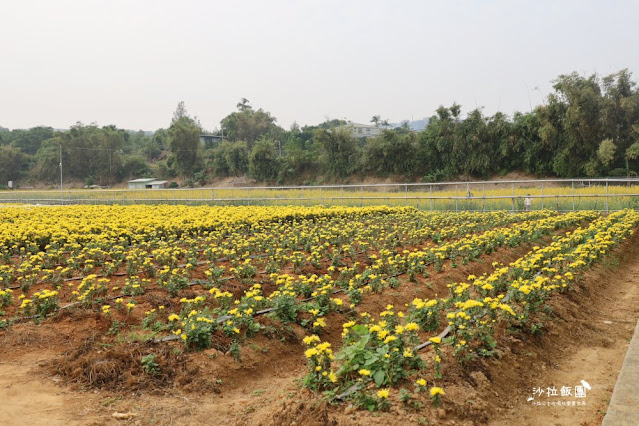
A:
[1,0,638,131]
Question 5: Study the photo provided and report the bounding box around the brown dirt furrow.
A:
[490,231,639,426]
[2,227,639,425]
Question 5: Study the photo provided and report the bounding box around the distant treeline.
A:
[1,69,638,188]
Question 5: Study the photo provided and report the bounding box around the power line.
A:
[63,146,118,151]
[61,145,199,153]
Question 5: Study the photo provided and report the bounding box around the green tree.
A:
[537,72,603,177]
[141,128,168,161]
[120,156,152,180]
[0,145,27,185]
[152,129,168,149]
[142,137,163,161]
[458,109,490,176]
[597,139,617,167]
[153,159,176,180]
[315,128,359,178]
[600,69,639,173]
[273,123,320,181]
[361,130,417,176]
[32,124,126,184]
[416,104,462,179]
[221,141,249,176]
[237,97,251,111]
[209,141,249,177]
[7,126,54,155]
[626,142,639,164]
[509,111,550,175]
[249,139,279,181]
[221,99,282,147]
[172,101,189,124]
[168,117,201,178]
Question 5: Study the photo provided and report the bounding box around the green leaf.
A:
[364,355,378,366]
[353,324,368,335]
[373,370,386,386]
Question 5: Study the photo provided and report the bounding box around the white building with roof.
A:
[340,123,384,138]
[127,178,168,189]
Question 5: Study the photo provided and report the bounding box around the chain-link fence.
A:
[2,178,639,211]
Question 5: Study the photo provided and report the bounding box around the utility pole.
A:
[59,145,63,191]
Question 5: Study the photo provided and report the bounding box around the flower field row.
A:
[0,207,563,332]
[1,204,634,413]
[0,204,407,253]
[305,209,638,409]
[1,209,553,303]
[156,209,581,346]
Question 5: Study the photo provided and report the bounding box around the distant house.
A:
[127,178,168,189]
[200,134,223,149]
[148,180,168,189]
[340,123,384,138]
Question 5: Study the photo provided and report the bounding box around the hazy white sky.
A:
[1,0,638,131]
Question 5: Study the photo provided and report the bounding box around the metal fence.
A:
[2,178,639,211]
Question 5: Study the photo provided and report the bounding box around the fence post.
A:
[430,185,433,211]
[572,181,575,211]
[541,182,544,210]
[605,179,609,213]
[511,182,515,212]
[455,184,458,212]
[482,183,486,212]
